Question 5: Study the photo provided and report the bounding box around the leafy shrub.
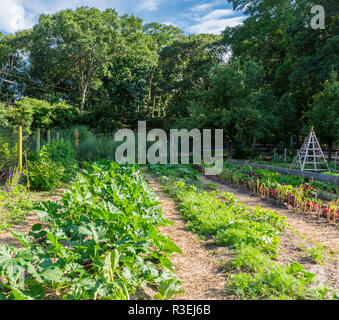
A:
[24,139,79,191]
[24,150,65,191]
[232,145,252,159]
[57,126,120,163]
[42,139,78,182]
[0,132,17,173]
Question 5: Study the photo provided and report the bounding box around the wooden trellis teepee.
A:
[290,128,330,172]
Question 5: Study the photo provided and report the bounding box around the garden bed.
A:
[227,159,339,185]
[147,164,338,300]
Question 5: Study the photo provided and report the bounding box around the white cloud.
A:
[138,0,162,12]
[0,0,35,33]
[201,9,234,21]
[190,3,214,12]
[188,16,244,34]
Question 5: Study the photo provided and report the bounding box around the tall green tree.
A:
[158,34,222,123]
[30,7,127,112]
[307,72,339,162]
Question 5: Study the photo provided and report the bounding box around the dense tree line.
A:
[0,2,338,158]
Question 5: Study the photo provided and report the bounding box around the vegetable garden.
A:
[0,138,338,299]
[0,0,338,302]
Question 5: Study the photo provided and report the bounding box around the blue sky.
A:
[0,0,245,35]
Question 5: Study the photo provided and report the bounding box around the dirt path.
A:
[145,175,235,300]
[0,190,63,247]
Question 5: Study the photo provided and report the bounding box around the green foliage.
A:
[227,246,328,300]
[307,72,339,159]
[149,165,286,256]
[0,2,337,150]
[154,279,184,300]
[0,170,33,231]
[150,163,331,300]
[24,150,65,192]
[5,99,34,134]
[51,101,80,129]
[0,161,182,300]
[222,0,338,147]
[0,104,9,127]
[232,145,253,159]
[0,132,17,172]
[147,164,198,181]
[305,244,327,264]
[42,139,79,182]
[24,139,79,191]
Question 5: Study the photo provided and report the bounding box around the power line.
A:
[1,71,104,104]
[1,71,71,92]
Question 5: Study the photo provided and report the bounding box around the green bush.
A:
[24,149,65,191]
[43,139,79,182]
[24,139,79,191]
[232,145,252,159]
[57,126,120,163]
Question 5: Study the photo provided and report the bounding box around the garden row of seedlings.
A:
[0,160,183,300]
[147,164,334,300]
[193,163,339,224]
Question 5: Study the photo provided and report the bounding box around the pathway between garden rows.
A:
[145,173,339,297]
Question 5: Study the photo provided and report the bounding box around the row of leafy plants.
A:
[147,164,333,300]
[0,160,183,300]
[195,163,339,224]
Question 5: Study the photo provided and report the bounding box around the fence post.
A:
[18,125,22,173]
[335,152,337,171]
[47,129,51,143]
[284,148,287,162]
[36,128,40,150]
[56,132,60,141]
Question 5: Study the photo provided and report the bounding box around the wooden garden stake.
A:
[47,129,51,143]
[18,125,22,173]
[36,128,40,150]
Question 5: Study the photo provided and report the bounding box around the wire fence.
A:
[0,126,18,184]
[1,123,338,185]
